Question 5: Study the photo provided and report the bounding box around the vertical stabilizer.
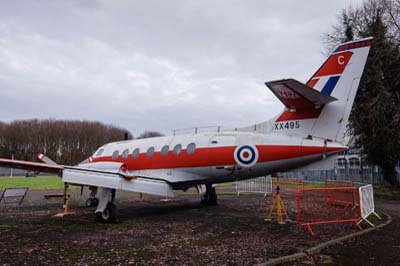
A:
[269,37,372,143]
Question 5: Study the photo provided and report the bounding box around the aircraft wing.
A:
[63,166,176,197]
[0,157,63,175]
[0,157,196,197]
[265,78,337,109]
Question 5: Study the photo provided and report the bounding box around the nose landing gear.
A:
[95,188,118,223]
[95,202,117,223]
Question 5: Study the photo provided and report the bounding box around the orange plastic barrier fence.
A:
[272,177,304,196]
[325,179,353,188]
[296,187,361,235]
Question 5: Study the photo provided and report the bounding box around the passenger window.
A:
[95,148,104,157]
[173,144,182,155]
[186,143,196,155]
[112,150,119,160]
[147,147,155,157]
[122,149,129,159]
[132,148,140,159]
[161,145,169,156]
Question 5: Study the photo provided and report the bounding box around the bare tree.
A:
[0,119,133,165]
[137,130,164,139]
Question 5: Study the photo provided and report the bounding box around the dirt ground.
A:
[0,187,393,266]
[281,197,400,266]
[289,199,400,266]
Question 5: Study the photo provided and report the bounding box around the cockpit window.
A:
[95,148,104,157]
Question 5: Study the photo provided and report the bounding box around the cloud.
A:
[0,0,365,136]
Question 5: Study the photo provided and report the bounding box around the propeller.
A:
[37,153,58,165]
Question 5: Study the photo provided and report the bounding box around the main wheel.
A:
[201,194,209,205]
[201,185,218,206]
[95,202,117,223]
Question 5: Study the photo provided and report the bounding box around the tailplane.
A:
[267,37,372,143]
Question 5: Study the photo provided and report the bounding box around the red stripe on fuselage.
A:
[91,145,345,170]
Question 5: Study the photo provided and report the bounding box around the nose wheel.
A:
[94,188,119,223]
[95,202,117,223]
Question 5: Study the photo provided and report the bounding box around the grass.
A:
[0,176,64,190]
[303,182,325,188]
[215,182,234,187]
[373,185,400,200]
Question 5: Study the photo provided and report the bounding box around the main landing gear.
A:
[201,184,218,206]
[94,188,118,223]
[54,184,117,223]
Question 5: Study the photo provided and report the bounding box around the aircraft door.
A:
[208,135,237,181]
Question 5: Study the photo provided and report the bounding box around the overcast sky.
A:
[0,0,365,136]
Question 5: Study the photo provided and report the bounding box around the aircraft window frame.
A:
[147,147,155,158]
[95,148,104,157]
[161,145,169,157]
[186,143,196,155]
[112,150,119,160]
[173,144,182,155]
[122,149,129,159]
[132,148,140,159]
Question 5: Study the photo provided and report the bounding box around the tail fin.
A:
[269,37,372,143]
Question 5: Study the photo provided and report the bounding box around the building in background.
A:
[285,149,400,185]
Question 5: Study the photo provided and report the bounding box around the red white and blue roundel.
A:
[234,145,259,168]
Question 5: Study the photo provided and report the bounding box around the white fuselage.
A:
[88,130,346,189]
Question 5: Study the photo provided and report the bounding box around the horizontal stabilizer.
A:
[265,79,337,109]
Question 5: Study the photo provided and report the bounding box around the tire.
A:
[200,195,209,205]
[200,187,218,206]
[86,198,99,207]
[92,198,99,207]
[94,202,117,223]
[94,212,103,222]
[86,198,93,207]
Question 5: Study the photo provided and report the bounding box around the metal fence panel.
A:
[358,184,381,226]
[236,176,272,196]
